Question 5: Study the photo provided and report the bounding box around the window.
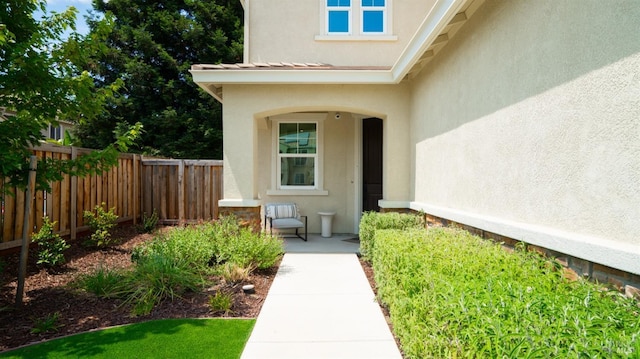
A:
[278,122,317,188]
[49,124,62,140]
[324,0,389,36]
[361,0,385,33]
[326,0,351,34]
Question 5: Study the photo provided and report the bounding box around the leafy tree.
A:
[76,0,243,159]
[0,0,140,195]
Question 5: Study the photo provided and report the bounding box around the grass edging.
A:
[0,318,256,359]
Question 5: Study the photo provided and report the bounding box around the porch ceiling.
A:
[191,0,484,102]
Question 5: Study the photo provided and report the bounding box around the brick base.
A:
[219,206,261,233]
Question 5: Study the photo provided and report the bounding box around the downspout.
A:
[242,0,250,63]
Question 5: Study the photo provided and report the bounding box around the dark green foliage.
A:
[0,1,140,196]
[372,227,640,358]
[32,217,70,268]
[77,0,244,159]
[30,312,62,334]
[358,211,424,261]
[73,266,128,298]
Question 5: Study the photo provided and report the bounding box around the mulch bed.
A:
[0,225,277,352]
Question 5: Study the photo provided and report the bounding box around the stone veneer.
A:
[219,206,262,233]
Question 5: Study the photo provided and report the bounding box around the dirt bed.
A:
[0,225,276,352]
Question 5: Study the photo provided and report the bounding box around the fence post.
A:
[178,160,185,224]
[16,156,37,306]
[70,147,78,240]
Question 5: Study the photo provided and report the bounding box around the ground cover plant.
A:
[369,226,640,358]
[359,211,424,261]
[76,216,283,316]
[0,318,255,359]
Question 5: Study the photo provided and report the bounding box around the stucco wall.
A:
[245,0,434,66]
[409,0,640,272]
[222,83,411,233]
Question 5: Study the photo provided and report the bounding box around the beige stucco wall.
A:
[222,83,411,233]
[409,0,640,271]
[245,0,434,66]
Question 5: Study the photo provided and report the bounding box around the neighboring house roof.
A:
[191,0,485,102]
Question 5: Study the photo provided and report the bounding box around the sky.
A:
[44,0,94,36]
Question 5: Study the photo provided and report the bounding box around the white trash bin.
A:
[318,211,336,238]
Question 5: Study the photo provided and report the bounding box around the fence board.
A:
[2,145,222,249]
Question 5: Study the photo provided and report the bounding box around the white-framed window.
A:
[278,122,317,189]
[361,0,386,33]
[48,124,62,140]
[268,113,328,196]
[324,0,390,36]
[326,0,352,34]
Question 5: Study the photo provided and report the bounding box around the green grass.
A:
[0,318,255,359]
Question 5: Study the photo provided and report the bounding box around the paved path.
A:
[241,253,402,359]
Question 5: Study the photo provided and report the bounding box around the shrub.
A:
[32,217,70,268]
[137,210,159,233]
[31,312,62,334]
[131,224,218,273]
[358,211,424,261]
[74,266,128,298]
[83,203,119,247]
[219,262,252,284]
[124,254,207,316]
[372,227,640,358]
[208,291,234,315]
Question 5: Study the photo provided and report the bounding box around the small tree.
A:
[84,203,119,248]
[0,0,141,197]
[32,217,70,268]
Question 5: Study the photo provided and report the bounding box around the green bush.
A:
[32,217,70,268]
[137,210,159,233]
[124,254,207,316]
[74,266,128,298]
[359,211,424,261]
[83,203,119,247]
[208,291,234,315]
[372,227,640,358]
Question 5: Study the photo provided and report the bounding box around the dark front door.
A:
[363,118,383,212]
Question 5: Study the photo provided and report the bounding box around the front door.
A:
[362,118,383,212]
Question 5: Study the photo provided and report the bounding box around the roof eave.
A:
[190,68,395,86]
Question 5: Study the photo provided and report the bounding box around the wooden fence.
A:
[1,143,223,250]
[140,159,223,225]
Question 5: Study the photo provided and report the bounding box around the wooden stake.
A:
[16,156,37,306]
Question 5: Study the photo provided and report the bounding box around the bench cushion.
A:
[271,218,305,229]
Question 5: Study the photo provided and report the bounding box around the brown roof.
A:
[191,62,391,71]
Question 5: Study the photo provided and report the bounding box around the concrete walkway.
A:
[241,252,403,359]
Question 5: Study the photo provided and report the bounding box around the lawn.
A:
[0,318,255,359]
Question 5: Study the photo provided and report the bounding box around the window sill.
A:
[314,35,397,42]
[267,189,329,196]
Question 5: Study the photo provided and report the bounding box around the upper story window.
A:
[361,0,386,33]
[327,0,351,34]
[324,0,391,37]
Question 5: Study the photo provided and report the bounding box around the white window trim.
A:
[267,113,328,196]
[318,0,395,40]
